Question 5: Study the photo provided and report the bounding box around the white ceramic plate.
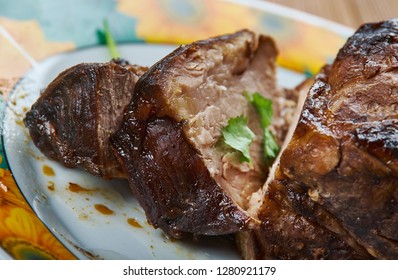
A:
[2,43,305,259]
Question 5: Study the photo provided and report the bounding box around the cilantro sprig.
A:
[245,91,280,165]
[221,116,255,167]
[220,91,280,168]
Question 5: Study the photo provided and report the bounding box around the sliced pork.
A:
[111,30,299,238]
[243,19,398,259]
[24,59,148,179]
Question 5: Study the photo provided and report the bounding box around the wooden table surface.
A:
[266,0,398,29]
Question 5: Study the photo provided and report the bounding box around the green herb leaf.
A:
[245,91,273,129]
[221,116,255,166]
[264,128,280,165]
[245,91,280,164]
[99,19,122,59]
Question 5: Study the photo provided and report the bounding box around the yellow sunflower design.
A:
[0,168,75,260]
[255,13,346,74]
[118,0,256,44]
[118,0,346,76]
[0,17,74,97]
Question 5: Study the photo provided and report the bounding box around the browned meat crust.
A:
[249,20,398,259]
[111,30,297,238]
[24,59,147,179]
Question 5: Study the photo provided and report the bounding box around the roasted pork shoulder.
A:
[24,59,148,179]
[23,22,398,259]
[111,30,299,238]
[241,19,398,259]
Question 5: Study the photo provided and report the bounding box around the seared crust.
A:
[252,20,398,259]
[24,59,147,179]
[114,117,251,237]
[111,30,293,237]
[112,30,256,237]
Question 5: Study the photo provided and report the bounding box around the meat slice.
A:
[24,59,148,179]
[244,19,398,259]
[111,30,298,238]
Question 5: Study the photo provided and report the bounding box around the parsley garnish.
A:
[245,91,280,165]
[221,116,255,167]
